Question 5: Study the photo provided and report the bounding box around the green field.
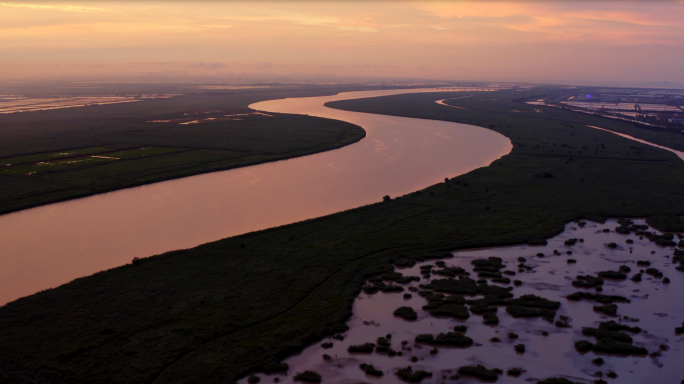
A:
[0,88,683,383]
[0,86,370,215]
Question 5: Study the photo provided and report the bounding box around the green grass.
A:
[0,87,369,215]
[0,147,113,165]
[0,88,683,384]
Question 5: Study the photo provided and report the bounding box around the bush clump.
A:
[575,339,647,355]
[575,340,594,352]
[393,306,418,320]
[566,291,629,304]
[507,368,523,376]
[294,371,322,383]
[597,270,627,280]
[674,322,684,334]
[582,327,632,343]
[420,276,513,298]
[424,332,473,347]
[483,312,499,325]
[457,365,500,381]
[514,344,525,353]
[453,325,467,333]
[432,266,466,277]
[428,304,470,319]
[348,343,375,353]
[593,304,618,316]
[360,363,383,377]
[592,338,647,355]
[396,366,432,382]
[507,294,561,310]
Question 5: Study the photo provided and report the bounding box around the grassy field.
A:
[0,88,683,383]
[0,86,370,215]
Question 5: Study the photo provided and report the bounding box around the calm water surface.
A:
[240,219,684,384]
[0,89,512,305]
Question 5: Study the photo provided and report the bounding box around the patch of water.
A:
[240,219,684,384]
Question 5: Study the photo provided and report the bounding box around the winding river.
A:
[0,89,512,305]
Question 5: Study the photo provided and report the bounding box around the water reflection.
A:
[0,89,511,305]
[240,219,683,384]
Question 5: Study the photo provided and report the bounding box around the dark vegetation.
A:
[293,370,321,383]
[0,86,368,215]
[359,363,383,377]
[646,215,684,232]
[414,332,473,347]
[457,364,501,381]
[1,89,684,383]
[575,320,647,356]
[396,366,432,382]
[393,306,418,320]
[566,292,629,304]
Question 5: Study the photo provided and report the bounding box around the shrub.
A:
[457,365,499,381]
[483,312,499,325]
[348,343,374,353]
[514,344,525,353]
[597,270,626,280]
[393,306,417,320]
[575,340,594,352]
[396,366,432,382]
[294,371,321,383]
[593,304,618,316]
[360,363,383,377]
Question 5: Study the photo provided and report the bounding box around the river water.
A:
[0,89,512,305]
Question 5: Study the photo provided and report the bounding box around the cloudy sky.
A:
[1,1,683,84]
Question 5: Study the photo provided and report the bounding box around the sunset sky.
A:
[1,1,683,85]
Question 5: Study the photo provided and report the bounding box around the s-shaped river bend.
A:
[0,89,512,305]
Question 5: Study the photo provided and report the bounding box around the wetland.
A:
[1,88,684,383]
[239,219,684,384]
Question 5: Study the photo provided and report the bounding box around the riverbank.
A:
[0,88,509,305]
[0,86,378,216]
[1,89,683,383]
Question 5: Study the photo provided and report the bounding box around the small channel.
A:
[240,219,684,384]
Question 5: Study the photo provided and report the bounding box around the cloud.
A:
[0,2,111,13]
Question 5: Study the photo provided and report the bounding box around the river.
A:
[0,89,512,305]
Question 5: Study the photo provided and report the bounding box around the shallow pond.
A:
[240,219,684,384]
